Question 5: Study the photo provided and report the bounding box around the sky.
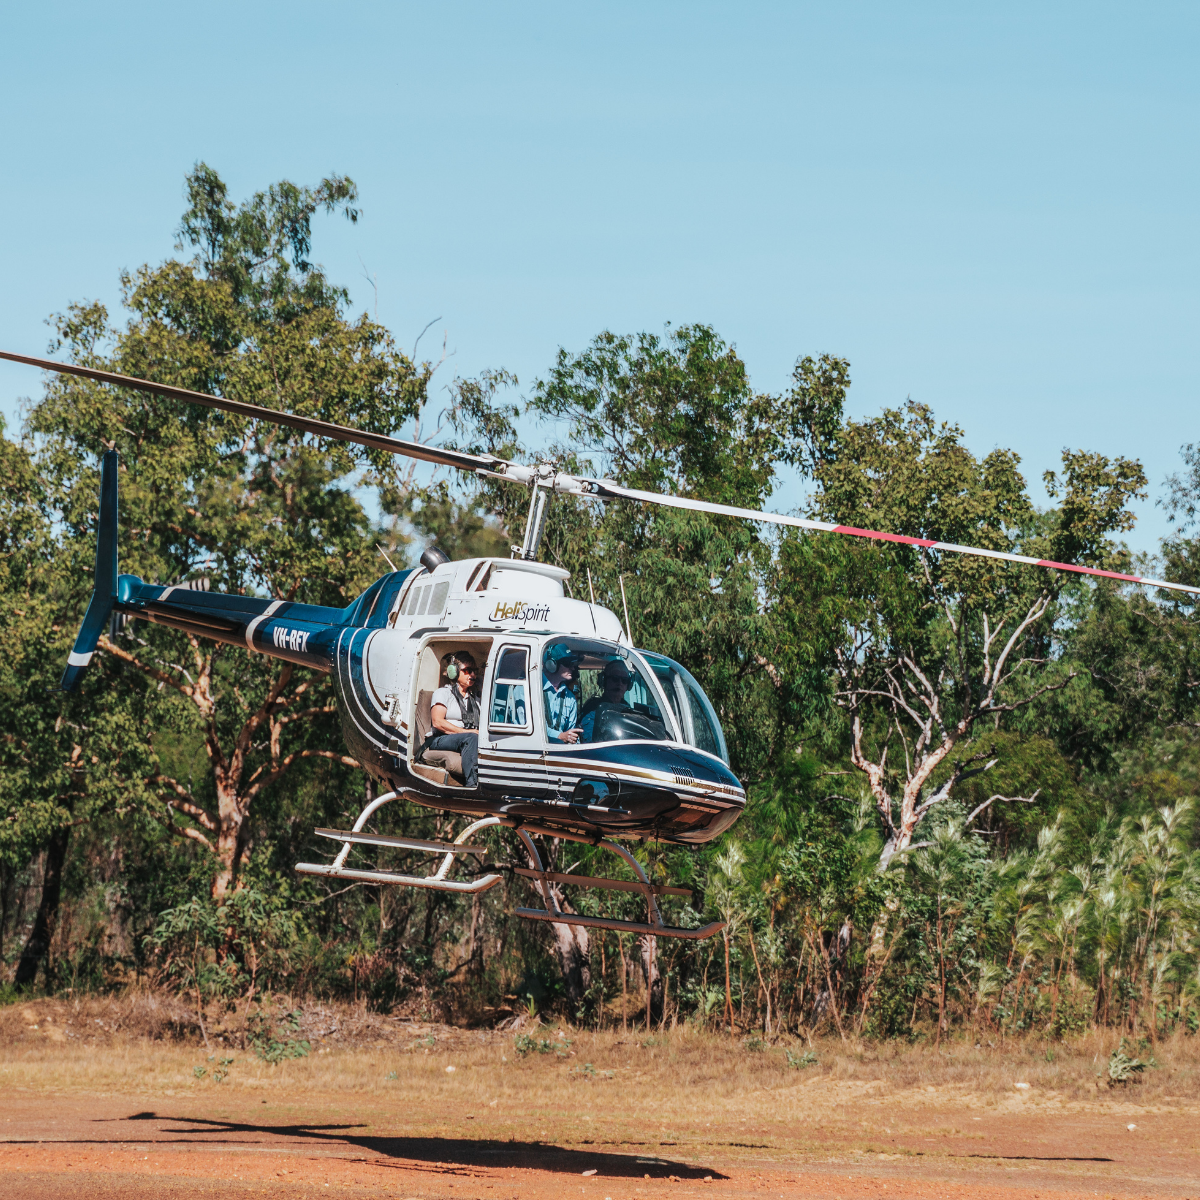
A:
[1,2,1197,556]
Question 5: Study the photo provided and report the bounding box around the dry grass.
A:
[3,991,1199,1124]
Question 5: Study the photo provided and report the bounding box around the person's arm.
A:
[548,689,582,743]
[562,691,582,742]
[557,695,582,742]
[431,704,464,736]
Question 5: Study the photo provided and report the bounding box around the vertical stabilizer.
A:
[61,450,118,691]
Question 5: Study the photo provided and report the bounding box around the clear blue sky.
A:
[2,2,1196,554]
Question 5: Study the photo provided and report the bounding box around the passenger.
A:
[581,659,634,742]
[542,642,583,744]
[427,652,481,786]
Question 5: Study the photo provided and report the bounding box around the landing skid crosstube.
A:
[294,792,724,940]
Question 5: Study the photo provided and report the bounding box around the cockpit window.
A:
[540,638,674,745]
[638,650,730,764]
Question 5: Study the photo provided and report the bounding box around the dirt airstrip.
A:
[2,998,1198,1200]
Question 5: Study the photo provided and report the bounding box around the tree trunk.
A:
[722,928,733,1031]
[619,935,629,1032]
[547,883,591,1011]
[640,934,661,1028]
[211,774,245,900]
[15,826,70,989]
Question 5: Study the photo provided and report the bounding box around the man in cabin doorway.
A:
[542,643,582,744]
[428,651,481,786]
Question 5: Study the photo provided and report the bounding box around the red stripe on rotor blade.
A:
[834,525,938,549]
[1035,559,1142,584]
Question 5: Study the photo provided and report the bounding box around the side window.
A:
[489,646,530,732]
[428,580,449,616]
[400,582,424,616]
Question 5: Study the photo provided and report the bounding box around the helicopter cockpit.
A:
[542,640,671,746]
[538,637,729,763]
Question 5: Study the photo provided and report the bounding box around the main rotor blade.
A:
[0,350,504,477]
[7,348,1195,598]
[580,477,1200,598]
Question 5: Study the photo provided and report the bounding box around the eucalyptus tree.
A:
[773,402,1148,869]
[27,164,433,899]
[0,423,162,984]
[457,325,850,781]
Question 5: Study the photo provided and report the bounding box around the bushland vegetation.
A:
[3,166,1200,1052]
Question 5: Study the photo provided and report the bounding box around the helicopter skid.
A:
[313,828,488,856]
[516,906,724,940]
[512,829,725,942]
[296,796,502,896]
[294,796,723,940]
[294,861,501,893]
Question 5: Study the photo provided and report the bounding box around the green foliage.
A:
[513,1032,573,1057]
[6,161,1200,1050]
[247,1007,310,1064]
[1107,1039,1152,1086]
[785,1049,818,1068]
[145,897,231,1006]
[194,1055,234,1083]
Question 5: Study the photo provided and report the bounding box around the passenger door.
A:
[480,643,548,797]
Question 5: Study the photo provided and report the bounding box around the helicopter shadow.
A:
[110,1111,727,1180]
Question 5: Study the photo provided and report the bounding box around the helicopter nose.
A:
[667,746,744,802]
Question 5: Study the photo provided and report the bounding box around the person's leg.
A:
[427,732,478,787]
[456,732,478,787]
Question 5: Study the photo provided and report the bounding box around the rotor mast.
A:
[515,466,556,561]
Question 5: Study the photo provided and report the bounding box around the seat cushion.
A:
[423,749,463,777]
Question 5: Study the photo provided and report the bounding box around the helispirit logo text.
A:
[490,599,552,623]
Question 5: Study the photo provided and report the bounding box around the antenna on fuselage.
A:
[376,543,398,572]
[586,567,599,634]
[619,574,634,645]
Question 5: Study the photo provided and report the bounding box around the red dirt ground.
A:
[3,1091,1198,1200]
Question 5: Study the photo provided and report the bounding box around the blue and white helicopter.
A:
[5,350,1197,940]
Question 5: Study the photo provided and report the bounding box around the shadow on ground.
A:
[78,1110,730,1180]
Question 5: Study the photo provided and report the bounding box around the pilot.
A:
[428,651,481,787]
[581,658,634,742]
[542,642,583,744]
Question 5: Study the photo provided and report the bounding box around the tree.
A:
[27,164,433,898]
[459,325,849,780]
[0,420,161,985]
[774,402,1148,869]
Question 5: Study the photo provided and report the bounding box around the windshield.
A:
[638,650,730,764]
[540,638,675,745]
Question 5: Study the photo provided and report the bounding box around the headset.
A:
[544,643,580,675]
[444,653,478,683]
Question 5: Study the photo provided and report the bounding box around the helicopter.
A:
[3,348,1198,941]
